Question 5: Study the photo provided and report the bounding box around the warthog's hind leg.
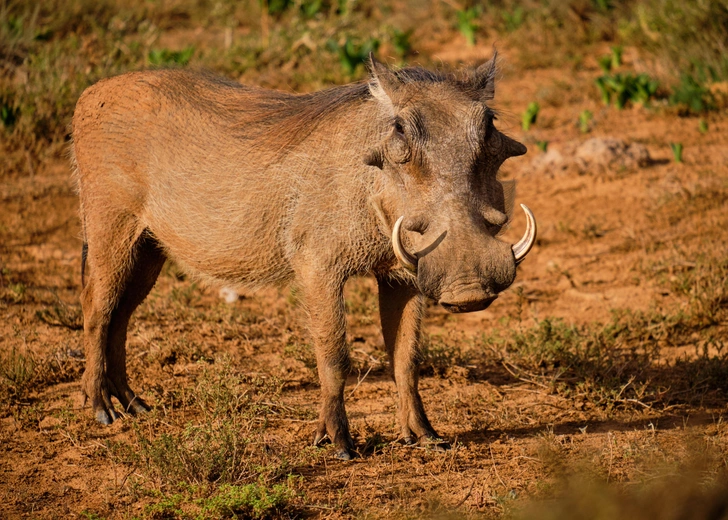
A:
[297,266,355,459]
[377,277,447,449]
[81,223,165,424]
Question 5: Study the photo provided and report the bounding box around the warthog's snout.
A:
[391,204,538,312]
[439,291,498,313]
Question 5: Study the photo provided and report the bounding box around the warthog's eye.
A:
[387,116,411,164]
[393,117,405,137]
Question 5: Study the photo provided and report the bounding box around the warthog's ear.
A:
[368,53,399,111]
[471,49,498,102]
[363,146,384,169]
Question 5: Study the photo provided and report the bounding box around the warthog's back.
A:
[72,69,382,289]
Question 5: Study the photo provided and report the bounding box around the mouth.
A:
[439,295,497,313]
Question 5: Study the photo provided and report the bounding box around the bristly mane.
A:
[153,66,477,155]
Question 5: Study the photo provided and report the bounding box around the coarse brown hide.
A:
[71,54,532,459]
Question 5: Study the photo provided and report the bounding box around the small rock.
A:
[219,286,240,304]
[525,137,652,176]
[574,137,651,173]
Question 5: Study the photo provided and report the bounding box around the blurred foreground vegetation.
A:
[0,0,727,174]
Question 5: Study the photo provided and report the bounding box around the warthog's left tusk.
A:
[512,204,537,265]
[392,216,418,272]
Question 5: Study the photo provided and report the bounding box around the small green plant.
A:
[419,334,469,377]
[670,142,683,163]
[327,37,380,75]
[521,101,540,131]
[579,109,593,133]
[456,6,481,46]
[196,478,298,519]
[5,282,26,303]
[391,28,413,59]
[283,339,317,377]
[36,298,83,330]
[597,46,622,74]
[147,46,195,67]
[502,7,524,32]
[597,55,612,74]
[670,74,714,113]
[699,119,708,133]
[536,140,548,152]
[0,346,37,398]
[300,0,325,17]
[0,97,19,131]
[143,493,184,519]
[595,73,659,109]
[610,45,623,68]
[262,0,293,15]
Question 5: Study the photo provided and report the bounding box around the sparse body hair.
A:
[72,55,534,459]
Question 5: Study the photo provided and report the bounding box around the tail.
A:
[81,241,88,288]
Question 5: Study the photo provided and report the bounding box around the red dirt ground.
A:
[1,36,727,519]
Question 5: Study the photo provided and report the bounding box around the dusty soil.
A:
[1,36,727,519]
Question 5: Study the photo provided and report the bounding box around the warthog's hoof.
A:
[95,408,119,425]
[313,430,356,460]
[313,430,330,447]
[125,396,150,415]
[86,376,150,425]
[335,448,354,461]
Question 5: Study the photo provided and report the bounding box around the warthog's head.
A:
[365,54,536,313]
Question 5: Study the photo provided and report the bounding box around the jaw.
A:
[434,282,500,313]
[439,294,497,313]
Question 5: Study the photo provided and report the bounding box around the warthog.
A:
[71,53,536,459]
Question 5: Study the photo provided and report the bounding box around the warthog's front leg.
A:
[297,269,355,459]
[377,277,444,447]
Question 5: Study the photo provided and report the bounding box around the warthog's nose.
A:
[439,294,497,313]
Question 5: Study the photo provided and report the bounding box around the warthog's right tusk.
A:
[512,204,537,265]
[392,216,418,272]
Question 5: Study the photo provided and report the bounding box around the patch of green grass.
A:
[0,345,37,402]
[456,6,481,47]
[595,73,659,109]
[35,297,83,330]
[483,252,728,411]
[502,7,524,32]
[420,333,470,377]
[283,339,318,381]
[147,46,195,67]
[107,356,311,518]
[112,358,314,491]
[326,36,379,75]
[669,74,715,114]
[578,109,593,133]
[521,101,540,131]
[196,478,299,519]
[390,28,413,59]
[628,0,728,82]
[670,142,683,163]
[597,46,622,74]
[141,492,184,519]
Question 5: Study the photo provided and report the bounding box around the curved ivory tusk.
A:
[512,204,537,265]
[392,216,418,272]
